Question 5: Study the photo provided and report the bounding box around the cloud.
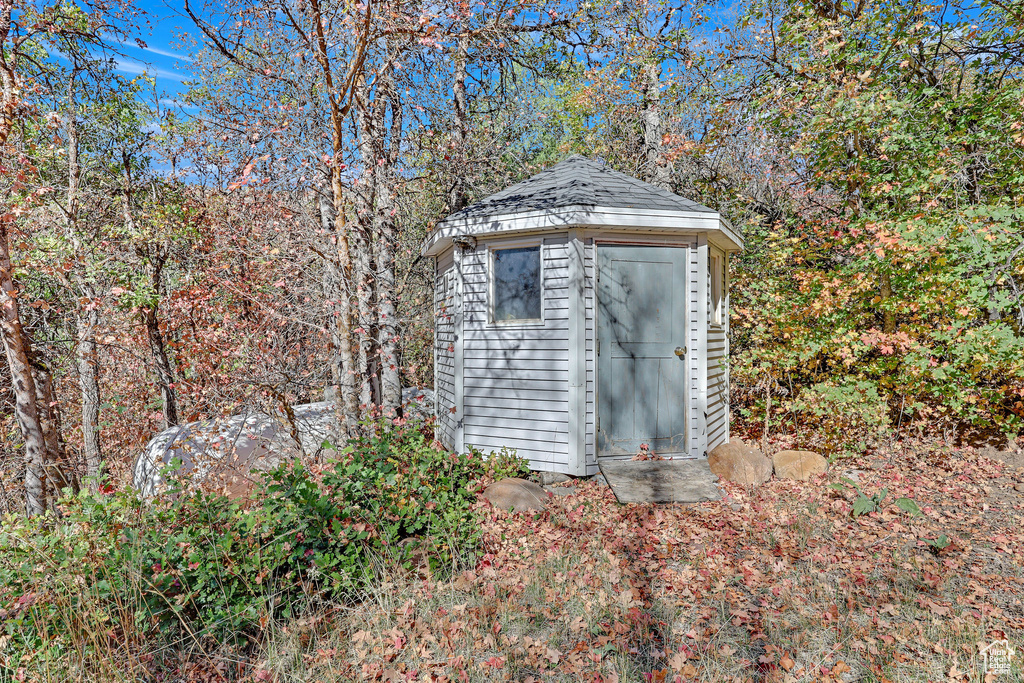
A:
[159,97,200,112]
[107,36,195,63]
[139,46,195,63]
[114,58,187,83]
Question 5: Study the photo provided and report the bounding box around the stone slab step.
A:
[598,459,722,504]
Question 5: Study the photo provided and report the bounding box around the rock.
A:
[545,486,577,497]
[400,387,435,422]
[1014,483,1024,493]
[591,473,609,487]
[483,478,548,512]
[842,468,868,484]
[773,450,828,481]
[537,471,572,486]
[133,401,338,499]
[708,440,772,486]
[133,387,435,498]
[599,459,722,503]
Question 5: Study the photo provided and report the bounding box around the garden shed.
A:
[424,156,744,476]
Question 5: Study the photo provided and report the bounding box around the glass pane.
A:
[493,246,541,321]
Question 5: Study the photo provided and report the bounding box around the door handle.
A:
[674,346,686,357]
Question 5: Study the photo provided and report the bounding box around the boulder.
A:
[537,471,572,486]
[133,387,436,498]
[132,401,338,499]
[773,450,828,481]
[483,478,548,512]
[545,486,577,497]
[708,440,773,486]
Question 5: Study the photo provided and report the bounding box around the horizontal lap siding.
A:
[707,326,728,451]
[434,249,457,450]
[707,249,729,451]
[461,237,572,472]
[690,240,700,453]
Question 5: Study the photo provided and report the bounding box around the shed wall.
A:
[460,235,573,472]
[707,250,730,451]
[433,248,458,449]
[435,230,729,472]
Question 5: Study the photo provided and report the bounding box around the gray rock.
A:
[591,473,609,487]
[400,387,435,422]
[133,387,436,498]
[483,478,548,512]
[708,440,772,486]
[842,468,867,483]
[545,485,577,497]
[599,459,722,504]
[537,471,572,486]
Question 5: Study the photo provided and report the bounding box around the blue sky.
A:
[111,1,198,106]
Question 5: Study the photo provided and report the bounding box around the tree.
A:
[0,0,135,512]
[725,0,1024,441]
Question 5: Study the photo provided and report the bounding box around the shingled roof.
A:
[444,155,715,222]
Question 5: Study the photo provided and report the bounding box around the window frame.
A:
[488,239,545,326]
[710,251,724,327]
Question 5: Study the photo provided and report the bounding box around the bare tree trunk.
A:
[354,75,383,412]
[65,84,103,482]
[641,61,671,191]
[0,0,22,149]
[879,270,896,334]
[376,60,403,416]
[308,0,362,435]
[331,180,360,435]
[318,189,346,396]
[137,247,179,428]
[0,219,46,515]
[32,360,75,499]
[449,33,470,213]
[75,296,102,478]
[354,220,376,410]
[143,303,179,427]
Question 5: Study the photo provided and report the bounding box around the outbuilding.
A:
[423,156,743,476]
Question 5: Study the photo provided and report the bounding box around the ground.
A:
[209,440,1023,682]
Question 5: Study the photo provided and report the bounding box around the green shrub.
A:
[0,421,528,678]
[789,379,891,454]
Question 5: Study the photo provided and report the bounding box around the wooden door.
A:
[597,244,688,457]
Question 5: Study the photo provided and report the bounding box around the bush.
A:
[0,421,528,678]
[789,379,891,454]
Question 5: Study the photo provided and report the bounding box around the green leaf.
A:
[852,496,877,517]
[894,497,921,516]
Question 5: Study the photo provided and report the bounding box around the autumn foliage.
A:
[0,0,1022,677]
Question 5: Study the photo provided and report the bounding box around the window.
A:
[491,245,542,322]
[710,254,724,326]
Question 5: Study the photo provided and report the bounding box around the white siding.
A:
[689,238,701,453]
[460,235,573,472]
[583,240,597,474]
[436,227,730,473]
[433,248,458,449]
[707,252,730,450]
